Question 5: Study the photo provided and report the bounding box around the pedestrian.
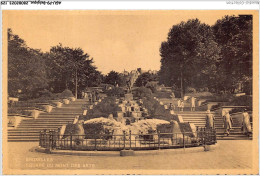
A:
[223,111,233,136]
[177,99,181,111]
[92,91,96,102]
[241,111,252,136]
[190,97,196,111]
[205,110,215,130]
[180,100,184,112]
[96,90,99,101]
[84,92,88,99]
[169,103,175,110]
[88,92,92,103]
[81,91,85,99]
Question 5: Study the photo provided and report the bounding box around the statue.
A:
[126,79,132,93]
[126,70,140,93]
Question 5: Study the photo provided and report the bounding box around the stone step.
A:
[57,106,84,109]
[46,111,84,114]
[177,112,219,114]
[36,118,78,120]
[23,118,76,121]
[22,118,75,121]
[19,121,70,124]
[19,120,74,124]
[8,136,40,140]
[217,135,252,140]
[39,111,83,117]
[8,139,39,142]
[18,126,68,129]
[8,133,40,136]
[8,97,89,142]
[8,130,41,133]
[8,130,50,133]
[18,124,72,127]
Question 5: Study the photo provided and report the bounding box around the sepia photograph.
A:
[2,8,259,175]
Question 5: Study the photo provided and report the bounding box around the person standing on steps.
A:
[84,91,88,99]
[180,100,184,112]
[205,110,215,130]
[223,111,233,136]
[169,103,175,111]
[177,99,181,111]
[88,92,92,104]
[241,110,252,137]
[190,97,196,111]
[92,91,96,103]
[81,91,85,99]
[95,90,99,101]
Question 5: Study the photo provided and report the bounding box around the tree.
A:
[212,15,252,94]
[159,19,220,97]
[135,72,158,87]
[46,44,102,98]
[8,29,48,99]
[104,71,125,87]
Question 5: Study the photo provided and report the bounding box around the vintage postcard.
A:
[1,3,259,175]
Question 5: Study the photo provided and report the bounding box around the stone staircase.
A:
[158,98,252,140]
[177,111,252,140]
[8,99,88,142]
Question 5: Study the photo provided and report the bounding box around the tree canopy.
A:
[212,15,252,94]
[159,15,252,95]
[104,71,126,87]
[46,44,102,97]
[135,72,158,87]
[8,30,102,99]
[8,29,48,99]
[159,19,220,96]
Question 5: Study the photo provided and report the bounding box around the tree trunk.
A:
[181,70,183,98]
[65,80,68,89]
[75,68,78,99]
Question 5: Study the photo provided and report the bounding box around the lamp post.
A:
[180,51,188,99]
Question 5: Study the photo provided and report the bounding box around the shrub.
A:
[208,94,233,102]
[185,87,196,93]
[210,104,221,111]
[133,87,152,99]
[145,82,158,93]
[84,97,120,119]
[229,95,252,110]
[106,87,125,98]
[229,108,247,114]
[38,89,53,98]
[185,91,213,98]
[142,97,159,117]
[153,91,173,98]
[173,90,181,98]
[199,88,204,92]
[203,87,209,92]
[59,89,74,98]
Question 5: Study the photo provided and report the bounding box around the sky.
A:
[3,10,254,74]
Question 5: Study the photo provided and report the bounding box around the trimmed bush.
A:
[173,90,182,98]
[145,81,158,93]
[83,97,120,120]
[153,91,173,99]
[229,95,252,110]
[106,87,125,98]
[229,108,247,114]
[185,87,197,93]
[59,89,74,99]
[133,87,152,99]
[210,104,221,111]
